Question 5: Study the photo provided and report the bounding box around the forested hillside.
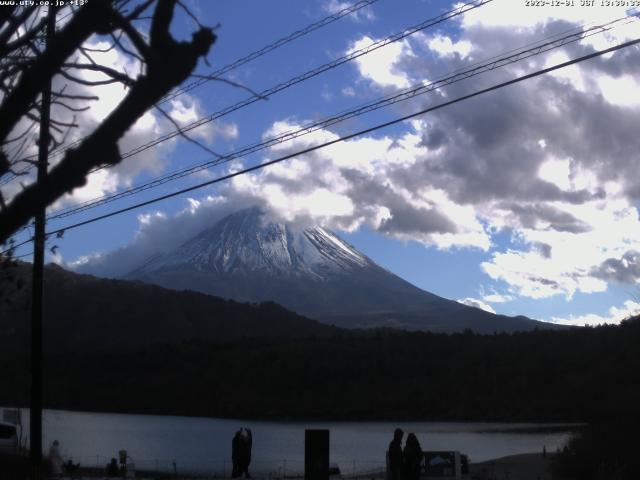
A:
[2,318,638,422]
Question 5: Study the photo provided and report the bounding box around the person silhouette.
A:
[48,440,63,477]
[402,433,422,480]
[106,458,119,477]
[238,428,252,479]
[388,428,404,480]
[231,429,243,478]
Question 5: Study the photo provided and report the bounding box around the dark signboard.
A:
[305,429,329,480]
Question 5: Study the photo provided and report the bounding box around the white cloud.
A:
[551,300,640,326]
[482,292,514,303]
[597,74,640,107]
[543,50,588,92]
[458,297,496,314]
[58,168,120,205]
[357,5,640,302]
[68,0,640,316]
[537,158,571,191]
[481,197,640,299]
[341,86,356,97]
[70,195,249,277]
[232,119,491,249]
[348,36,413,89]
[458,0,632,29]
[167,98,238,142]
[426,34,473,59]
[71,116,495,276]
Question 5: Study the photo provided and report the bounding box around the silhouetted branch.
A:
[51,101,91,113]
[62,63,136,86]
[0,6,38,57]
[154,104,222,159]
[0,1,118,154]
[52,93,100,101]
[0,0,216,243]
[191,74,269,100]
[177,0,204,28]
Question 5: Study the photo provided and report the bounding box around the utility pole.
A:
[30,5,56,479]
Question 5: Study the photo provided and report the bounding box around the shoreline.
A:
[470,452,555,480]
[3,405,587,427]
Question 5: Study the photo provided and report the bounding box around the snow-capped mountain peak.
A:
[130,207,369,280]
[125,206,550,332]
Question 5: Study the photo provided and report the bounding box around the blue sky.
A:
[4,0,640,325]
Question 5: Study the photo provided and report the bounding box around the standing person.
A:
[106,458,119,477]
[239,428,253,478]
[48,440,63,477]
[231,429,243,478]
[402,433,423,480]
[388,428,404,480]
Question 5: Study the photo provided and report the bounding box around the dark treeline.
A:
[0,263,341,353]
[1,317,639,422]
[552,417,640,480]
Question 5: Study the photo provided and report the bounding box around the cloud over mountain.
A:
[68,1,640,324]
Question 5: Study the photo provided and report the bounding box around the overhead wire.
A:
[44,12,639,221]
[89,0,493,166]
[158,0,381,105]
[4,10,636,245]
[1,0,493,188]
[0,0,381,184]
[3,33,639,257]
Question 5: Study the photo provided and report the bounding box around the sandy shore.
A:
[469,452,555,480]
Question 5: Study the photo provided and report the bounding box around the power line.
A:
[44,13,637,221]
[98,0,493,164]
[159,0,381,105]
[0,0,380,183]
[2,0,492,187]
[57,0,382,153]
[2,35,629,252]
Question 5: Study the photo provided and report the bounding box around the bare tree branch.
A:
[124,0,157,21]
[52,93,99,101]
[62,62,136,86]
[59,68,133,87]
[51,101,91,113]
[0,0,118,159]
[0,0,216,243]
[111,11,152,60]
[0,6,38,56]
[154,104,222,159]
[1,14,48,58]
[192,74,269,101]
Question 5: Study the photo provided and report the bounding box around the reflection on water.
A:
[14,409,576,474]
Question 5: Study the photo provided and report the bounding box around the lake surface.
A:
[12,409,577,475]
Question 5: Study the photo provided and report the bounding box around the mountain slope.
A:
[0,261,341,353]
[127,207,445,317]
[126,207,558,332]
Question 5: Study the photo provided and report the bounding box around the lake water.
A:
[11,409,577,475]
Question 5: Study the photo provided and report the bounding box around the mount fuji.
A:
[126,207,556,332]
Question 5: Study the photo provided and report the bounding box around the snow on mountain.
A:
[130,207,370,280]
[126,207,554,332]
